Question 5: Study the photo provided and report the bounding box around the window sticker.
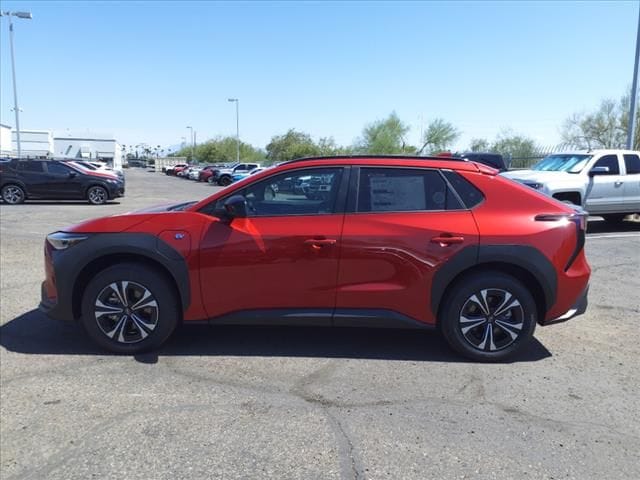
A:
[369,175,425,211]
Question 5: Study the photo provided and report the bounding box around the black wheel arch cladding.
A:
[51,233,191,320]
[431,245,557,318]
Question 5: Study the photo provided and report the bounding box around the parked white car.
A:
[502,149,640,222]
[188,167,202,180]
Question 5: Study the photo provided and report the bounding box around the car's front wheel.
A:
[87,185,108,205]
[439,272,537,362]
[218,175,232,186]
[80,263,179,353]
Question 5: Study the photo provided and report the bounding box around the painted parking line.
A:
[586,233,640,239]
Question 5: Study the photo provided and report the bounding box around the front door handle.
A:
[304,238,337,249]
[614,181,623,187]
[430,235,465,246]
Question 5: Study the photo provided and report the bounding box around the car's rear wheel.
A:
[87,185,108,205]
[218,175,232,186]
[80,263,179,354]
[1,184,26,204]
[439,272,537,362]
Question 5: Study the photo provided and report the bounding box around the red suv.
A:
[39,156,590,361]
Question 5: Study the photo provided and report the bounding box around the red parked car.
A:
[40,156,590,361]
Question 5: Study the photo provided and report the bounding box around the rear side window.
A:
[357,168,462,212]
[17,161,45,173]
[624,154,640,174]
[592,155,620,175]
[46,163,72,175]
[442,170,484,208]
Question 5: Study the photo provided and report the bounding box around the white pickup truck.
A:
[502,149,640,222]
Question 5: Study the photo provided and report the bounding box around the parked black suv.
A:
[458,152,507,172]
[0,159,125,205]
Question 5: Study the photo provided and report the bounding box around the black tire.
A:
[87,185,108,205]
[602,214,627,224]
[439,271,537,362]
[1,184,26,204]
[218,175,232,186]
[80,263,179,354]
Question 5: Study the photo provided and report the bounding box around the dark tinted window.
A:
[46,162,72,175]
[592,155,620,175]
[442,170,484,208]
[357,168,462,212]
[17,161,45,173]
[217,167,343,217]
[624,154,640,174]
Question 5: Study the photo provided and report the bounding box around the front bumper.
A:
[39,281,73,322]
[540,284,589,326]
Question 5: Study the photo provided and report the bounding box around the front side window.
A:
[216,167,343,217]
[592,155,620,175]
[624,154,640,174]
[357,168,462,212]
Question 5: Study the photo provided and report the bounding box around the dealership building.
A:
[3,128,123,169]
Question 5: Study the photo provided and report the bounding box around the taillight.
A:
[535,211,587,271]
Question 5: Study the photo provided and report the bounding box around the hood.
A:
[65,201,197,233]
[500,169,575,183]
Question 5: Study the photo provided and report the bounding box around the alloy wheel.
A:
[88,187,107,204]
[458,288,524,352]
[94,281,159,344]
[2,186,24,204]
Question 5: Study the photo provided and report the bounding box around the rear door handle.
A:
[615,181,623,187]
[304,238,337,249]
[430,235,464,246]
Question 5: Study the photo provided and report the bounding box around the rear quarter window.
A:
[441,170,485,208]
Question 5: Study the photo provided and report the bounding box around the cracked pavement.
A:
[1,169,639,479]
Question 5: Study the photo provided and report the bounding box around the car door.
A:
[584,154,626,213]
[43,162,85,198]
[198,166,348,324]
[335,167,480,326]
[15,161,48,196]
[622,153,640,212]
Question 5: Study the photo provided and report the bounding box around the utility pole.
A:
[628,4,640,150]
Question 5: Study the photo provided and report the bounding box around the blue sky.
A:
[0,0,637,152]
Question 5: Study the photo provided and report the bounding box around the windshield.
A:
[532,154,592,173]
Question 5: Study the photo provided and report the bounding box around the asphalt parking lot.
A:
[1,169,639,480]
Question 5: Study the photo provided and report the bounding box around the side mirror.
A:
[589,166,610,176]
[216,195,248,222]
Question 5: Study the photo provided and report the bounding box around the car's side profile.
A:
[0,159,125,205]
[39,156,590,361]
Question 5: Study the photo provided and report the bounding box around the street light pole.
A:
[186,126,194,161]
[628,5,640,150]
[1,11,32,159]
[228,98,240,163]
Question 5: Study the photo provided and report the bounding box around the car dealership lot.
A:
[1,169,639,479]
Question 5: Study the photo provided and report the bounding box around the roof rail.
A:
[281,154,467,165]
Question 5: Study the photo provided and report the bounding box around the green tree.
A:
[356,112,415,154]
[417,118,460,154]
[468,138,491,152]
[266,129,322,163]
[175,136,265,163]
[491,130,539,168]
[560,93,639,150]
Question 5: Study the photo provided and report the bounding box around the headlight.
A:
[525,182,544,190]
[46,232,88,250]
